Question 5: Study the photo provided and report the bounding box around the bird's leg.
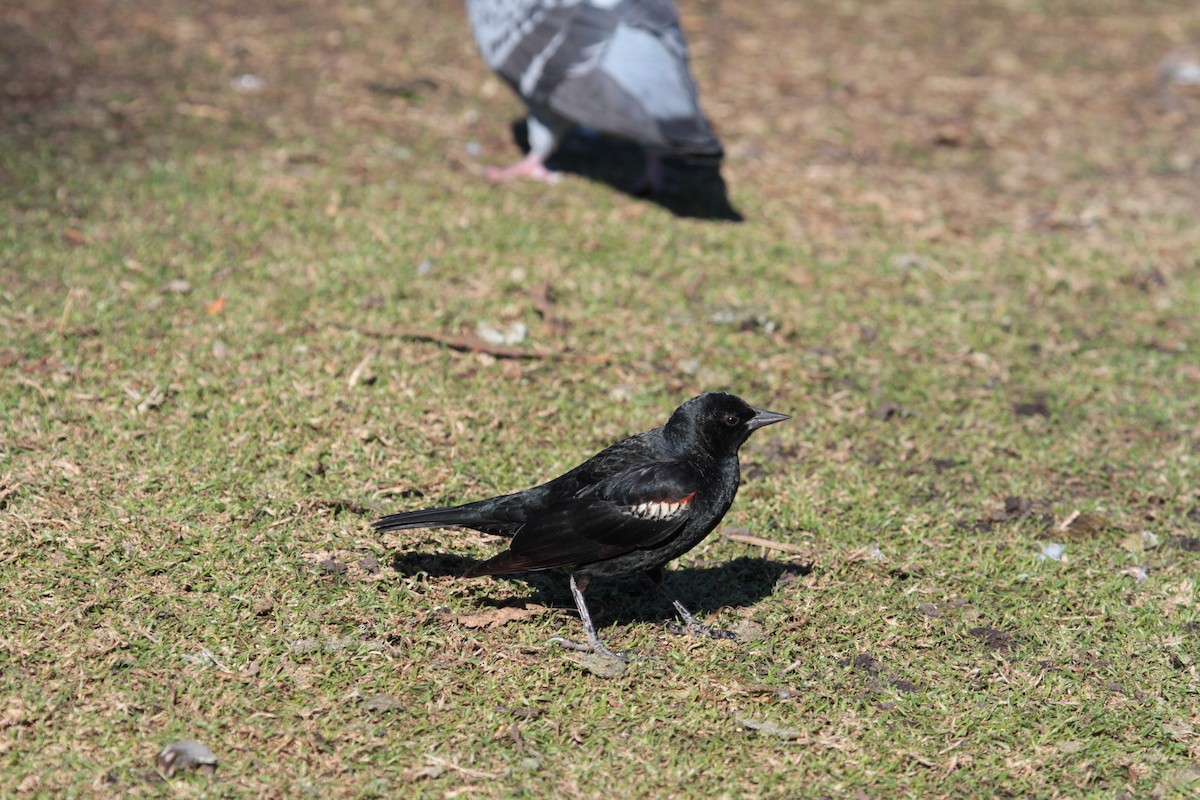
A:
[485,114,562,184]
[547,573,629,662]
[649,566,736,640]
[485,151,560,183]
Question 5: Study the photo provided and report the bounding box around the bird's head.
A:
[663,392,789,457]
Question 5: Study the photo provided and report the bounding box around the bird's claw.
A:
[668,622,737,640]
[485,161,562,184]
[547,636,630,663]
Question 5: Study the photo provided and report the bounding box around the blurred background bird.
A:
[466,0,723,192]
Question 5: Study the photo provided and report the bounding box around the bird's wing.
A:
[546,0,722,156]
[468,0,616,105]
[465,460,702,575]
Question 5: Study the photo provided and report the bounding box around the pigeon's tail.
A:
[372,501,521,537]
[657,115,723,164]
[669,142,724,167]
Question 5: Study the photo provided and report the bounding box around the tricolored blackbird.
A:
[374,392,788,660]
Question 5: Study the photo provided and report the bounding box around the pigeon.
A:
[465,0,723,190]
[374,392,788,660]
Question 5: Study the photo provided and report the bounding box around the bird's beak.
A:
[747,407,790,430]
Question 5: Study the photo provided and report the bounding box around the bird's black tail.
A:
[372,505,474,532]
[372,499,522,537]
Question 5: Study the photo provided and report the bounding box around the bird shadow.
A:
[389,550,808,627]
[507,120,744,222]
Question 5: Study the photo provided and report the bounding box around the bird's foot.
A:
[485,154,561,184]
[668,621,737,640]
[547,636,630,663]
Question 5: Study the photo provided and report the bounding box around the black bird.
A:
[373,392,788,660]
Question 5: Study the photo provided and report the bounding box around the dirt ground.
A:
[3,1,1200,797]
[5,0,1199,238]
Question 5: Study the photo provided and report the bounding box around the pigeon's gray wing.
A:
[467,0,721,159]
[467,0,612,103]
[553,5,720,157]
[547,0,721,158]
[466,0,557,73]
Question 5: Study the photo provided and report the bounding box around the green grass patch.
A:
[2,0,1199,797]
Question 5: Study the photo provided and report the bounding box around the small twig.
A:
[347,348,377,388]
[355,324,549,359]
[1058,509,1081,532]
[424,754,505,780]
[348,323,613,363]
[14,377,52,403]
[57,289,77,336]
[725,532,812,556]
[529,282,567,332]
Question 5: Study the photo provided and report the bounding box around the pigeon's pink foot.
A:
[485,153,561,183]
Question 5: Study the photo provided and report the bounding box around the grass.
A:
[2,0,1200,797]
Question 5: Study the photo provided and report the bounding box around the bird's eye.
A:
[723,412,740,427]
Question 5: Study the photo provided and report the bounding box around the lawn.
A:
[2,0,1199,797]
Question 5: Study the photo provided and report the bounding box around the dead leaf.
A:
[1121,565,1148,583]
[1164,718,1194,742]
[205,297,226,315]
[62,228,91,246]
[567,652,628,678]
[1012,397,1050,417]
[870,401,903,420]
[456,605,547,629]
[156,740,218,778]
[933,122,968,147]
[51,459,82,477]
[728,619,766,641]
[403,764,443,782]
[849,653,881,675]
[740,718,805,740]
[1119,532,1146,555]
[361,694,405,713]
[176,102,229,121]
[0,697,27,730]
[476,320,527,346]
[993,496,1033,521]
[1059,511,1122,540]
[530,282,568,332]
[1152,766,1200,797]
[969,626,1019,653]
[317,558,347,576]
